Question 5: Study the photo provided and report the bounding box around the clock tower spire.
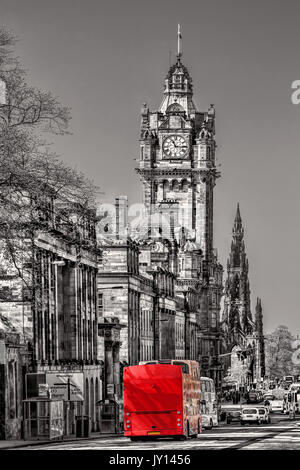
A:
[177,23,182,59]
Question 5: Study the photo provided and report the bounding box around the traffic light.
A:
[287,392,292,403]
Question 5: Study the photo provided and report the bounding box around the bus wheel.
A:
[208,419,213,430]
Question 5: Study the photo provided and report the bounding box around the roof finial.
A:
[177,24,182,60]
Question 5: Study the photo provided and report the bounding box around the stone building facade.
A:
[0,332,28,439]
[97,235,200,367]
[220,205,265,389]
[0,197,104,438]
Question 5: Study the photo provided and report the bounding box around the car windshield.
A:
[258,409,265,415]
[243,409,257,414]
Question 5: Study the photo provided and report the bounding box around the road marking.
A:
[225,426,299,450]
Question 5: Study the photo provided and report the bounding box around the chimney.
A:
[115,195,128,239]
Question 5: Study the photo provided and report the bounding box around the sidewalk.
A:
[0,432,123,450]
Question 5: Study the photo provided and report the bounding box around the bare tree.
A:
[0,28,99,293]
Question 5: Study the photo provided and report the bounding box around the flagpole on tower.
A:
[177,24,182,59]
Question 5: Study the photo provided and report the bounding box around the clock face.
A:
[163,135,188,158]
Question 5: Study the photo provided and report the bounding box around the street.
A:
[22,415,300,451]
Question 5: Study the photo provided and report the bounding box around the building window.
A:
[98,293,103,317]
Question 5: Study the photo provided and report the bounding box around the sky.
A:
[1,0,300,333]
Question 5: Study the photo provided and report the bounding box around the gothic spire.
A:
[228,204,248,271]
[233,202,244,239]
[255,297,263,331]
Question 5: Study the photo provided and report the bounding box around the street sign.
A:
[46,372,84,401]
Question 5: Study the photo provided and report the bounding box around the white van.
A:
[200,377,218,429]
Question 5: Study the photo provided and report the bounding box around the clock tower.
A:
[135,30,223,384]
[136,43,219,261]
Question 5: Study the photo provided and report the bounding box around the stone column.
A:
[62,262,78,360]
[56,264,64,361]
[105,341,114,399]
[113,344,120,398]
[115,196,128,239]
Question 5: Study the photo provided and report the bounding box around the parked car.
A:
[256,406,271,424]
[221,405,242,424]
[240,407,261,425]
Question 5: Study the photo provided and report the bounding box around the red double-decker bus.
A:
[123,359,201,440]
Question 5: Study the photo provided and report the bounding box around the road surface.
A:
[23,414,300,450]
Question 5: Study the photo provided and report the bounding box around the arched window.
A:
[181,179,189,192]
[172,180,179,192]
[163,180,169,200]
[166,103,184,113]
